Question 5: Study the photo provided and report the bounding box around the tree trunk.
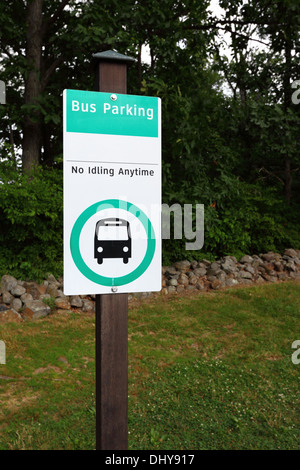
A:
[22,0,44,173]
[284,156,292,204]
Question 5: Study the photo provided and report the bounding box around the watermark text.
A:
[0,340,6,364]
[291,340,300,365]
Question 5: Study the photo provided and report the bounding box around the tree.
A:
[0,0,122,171]
[210,0,300,204]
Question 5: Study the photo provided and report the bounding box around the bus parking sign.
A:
[63,89,161,295]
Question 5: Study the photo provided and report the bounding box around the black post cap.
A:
[92,50,136,64]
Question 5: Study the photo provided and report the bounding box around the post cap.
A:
[92,50,136,64]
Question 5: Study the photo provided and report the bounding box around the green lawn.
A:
[0,281,299,450]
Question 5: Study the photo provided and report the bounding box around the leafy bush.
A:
[162,181,300,265]
[0,164,63,280]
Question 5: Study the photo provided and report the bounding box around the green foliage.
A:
[0,0,300,272]
[0,164,63,280]
[162,180,300,265]
[205,185,300,257]
[42,296,57,313]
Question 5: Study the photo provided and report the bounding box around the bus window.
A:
[94,218,132,264]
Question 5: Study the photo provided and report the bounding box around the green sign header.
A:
[65,89,159,138]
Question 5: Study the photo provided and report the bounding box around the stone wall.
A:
[0,249,299,322]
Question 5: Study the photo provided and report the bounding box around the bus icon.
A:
[94,218,132,264]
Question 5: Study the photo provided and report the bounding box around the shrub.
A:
[0,164,63,280]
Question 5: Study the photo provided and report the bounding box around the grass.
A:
[0,281,299,450]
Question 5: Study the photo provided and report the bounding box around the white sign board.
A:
[63,89,161,295]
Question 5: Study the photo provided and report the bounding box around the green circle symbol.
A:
[70,199,156,286]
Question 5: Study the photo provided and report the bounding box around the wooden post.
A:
[93,50,135,451]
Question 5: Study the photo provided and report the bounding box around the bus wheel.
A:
[123,258,128,264]
[97,258,103,264]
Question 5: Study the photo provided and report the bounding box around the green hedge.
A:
[0,165,63,280]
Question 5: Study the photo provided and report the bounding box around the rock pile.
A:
[0,249,299,322]
[0,274,96,323]
[162,248,300,295]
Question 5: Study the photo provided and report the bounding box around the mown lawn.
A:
[0,281,299,450]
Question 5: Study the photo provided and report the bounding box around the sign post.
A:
[95,50,133,451]
[63,50,161,450]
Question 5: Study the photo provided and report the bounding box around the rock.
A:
[174,260,191,272]
[201,259,212,266]
[239,270,253,279]
[40,294,51,302]
[260,252,279,262]
[167,278,178,287]
[0,308,23,323]
[47,274,58,283]
[210,262,220,270]
[193,267,207,277]
[264,263,275,273]
[55,297,71,310]
[11,298,22,312]
[11,285,26,297]
[244,264,255,274]
[221,258,237,273]
[196,280,206,291]
[252,258,264,269]
[47,283,60,298]
[186,285,196,291]
[82,299,95,313]
[216,271,226,281]
[285,261,296,272]
[239,255,253,264]
[188,274,198,285]
[177,273,189,286]
[23,282,45,300]
[225,278,238,287]
[269,270,278,277]
[2,291,13,304]
[290,272,300,279]
[176,285,185,293]
[207,268,222,277]
[20,293,33,303]
[284,248,298,258]
[22,300,51,320]
[198,262,208,269]
[167,285,177,294]
[1,275,18,293]
[70,296,83,308]
[211,279,224,290]
[274,261,283,271]
[240,278,252,285]
[165,267,177,276]
[278,272,289,281]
